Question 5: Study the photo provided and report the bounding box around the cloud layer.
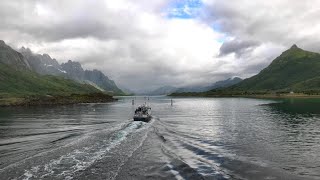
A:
[203,0,320,50]
[1,0,319,91]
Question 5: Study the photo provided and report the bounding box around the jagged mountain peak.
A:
[275,44,311,62]
[290,44,299,49]
[42,53,52,59]
[63,60,82,68]
[0,40,5,46]
[20,46,33,54]
[1,41,124,95]
[60,61,122,94]
[0,40,31,70]
[284,44,303,54]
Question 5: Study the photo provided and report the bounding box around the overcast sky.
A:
[1,0,320,91]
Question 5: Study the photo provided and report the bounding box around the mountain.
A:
[228,44,320,92]
[61,60,124,94]
[0,63,99,97]
[174,77,243,93]
[60,60,85,81]
[84,69,122,93]
[117,86,135,95]
[19,48,124,95]
[0,40,31,71]
[0,41,100,97]
[145,86,178,95]
[20,47,66,75]
[208,77,243,90]
[171,45,320,97]
[143,77,243,95]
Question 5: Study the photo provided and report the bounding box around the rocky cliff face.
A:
[61,60,123,94]
[0,42,101,98]
[19,47,66,75]
[17,46,123,94]
[0,40,124,95]
[0,41,31,71]
[84,70,122,93]
[61,60,85,81]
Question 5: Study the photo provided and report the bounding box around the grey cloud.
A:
[0,1,151,42]
[199,0,320,80]
[219,39,260,57]
[203,0,320,49]
[2,0,318,92]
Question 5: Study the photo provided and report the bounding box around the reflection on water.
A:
[266,98,320,115]
[0,97,319,180]
[263,98,320,178]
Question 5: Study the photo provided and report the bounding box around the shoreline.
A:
[242,94,320,99]
[0,93,117,107]
[169,93,320,99]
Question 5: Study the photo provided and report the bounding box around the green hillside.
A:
[0,63,100,98]
[171,45,320,97]
[230,45,320,92]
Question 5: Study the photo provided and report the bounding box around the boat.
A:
[134,105,152,122]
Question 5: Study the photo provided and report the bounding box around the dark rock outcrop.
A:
[84,69,122,93]
[20,47,66,75]
[61,60,85,81]
[0,41,31,71]
[61,60,123,94]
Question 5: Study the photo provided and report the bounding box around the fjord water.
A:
[0,97,319,180]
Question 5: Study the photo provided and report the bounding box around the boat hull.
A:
[133,116,152,122]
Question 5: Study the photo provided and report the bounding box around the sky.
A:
[1,0,320,92]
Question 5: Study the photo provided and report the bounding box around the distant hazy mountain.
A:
[143,77,243,95]
[117,86,135,95]
[175,77,243,93]
[0,40,31,71]
[19,47,124,95]
[145,86,178,95]
[208,77,243,90]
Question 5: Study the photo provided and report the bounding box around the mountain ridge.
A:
[175,77,243,93]
[19,47,124,95]
[229,44,320,92]
[171,44,320,96]
[0,41,31,71]
[0,40,115,106]
[142,77,243,95]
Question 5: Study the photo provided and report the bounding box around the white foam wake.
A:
[21,121,147,180]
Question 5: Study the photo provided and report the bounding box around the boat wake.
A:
[14,121,151,180]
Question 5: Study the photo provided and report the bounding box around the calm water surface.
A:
[0,97,319,180]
